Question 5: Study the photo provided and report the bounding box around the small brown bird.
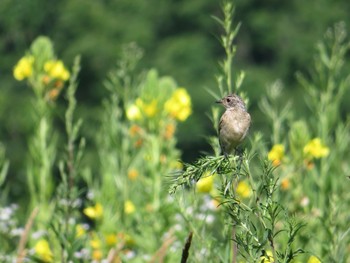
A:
[216,94,251,157]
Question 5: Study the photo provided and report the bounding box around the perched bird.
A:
[216,94,251,157]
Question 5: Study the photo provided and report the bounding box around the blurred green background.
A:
[1,0,350,198]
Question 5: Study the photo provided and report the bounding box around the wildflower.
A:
[312,207,321,217]
[303,138,329,159]
[83,203,103,220]
[42,75,51,85]
[134,138,143,148]
[128,168,139,181]
[268,144,285,166]
[124,250,136,259]
[160,154,167,164]
[304,159,315,170]
[300,196,310,207]
[54,79,64,89]
[34,239,53,263]
[13,55,34,81]
[44,60,70,81]
[281,178,290,191]
[259,250,274,263]
[196,172,214,193]
[32,230,46,239]
[0,205,16,221]
[307,255,321,263]
[92,250,103,261]
[163,123,176,139]
[76,224,88,238]
[74,248,90,259]
[236,181,252,199]
[207,198,220,210]
[90,236,101,249]
[126,104,142,121]
[87,190,95,200]
[105,234,118,246]
[136,98,158,118]
[10,228,24,237]
[47,87,61,101]
[164,88,192,121]
[124,200,136,214]
[129,124,142,137]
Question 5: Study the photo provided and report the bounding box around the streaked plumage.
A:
[216,94,251,156]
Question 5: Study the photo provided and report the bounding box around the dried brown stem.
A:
[16,207,39,263]
[181,231,193,263]
[148,231,176,263]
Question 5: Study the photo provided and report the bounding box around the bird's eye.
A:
[226,98,231,103]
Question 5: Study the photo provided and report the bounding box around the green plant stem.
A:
[232,226,237,263]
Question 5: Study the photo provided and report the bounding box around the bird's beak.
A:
[216,99,222,104]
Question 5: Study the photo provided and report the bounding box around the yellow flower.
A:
[128,168,139,180]
[124,200,136,214]
[303,138,329,159]
[136,98,158,118]
[76,224,86,238]
[126,104,142,121]
[83,203,103,220]
[92,250,103,260]
[196,172,214,193]
[268,144,285,166]
[90,236,101,249]
[13,55,34,81]
[307,255,321,263]
[164,88,192,121]
[236,181,252,199]
[259,250,274,263]
[280,178,290,191]
[34,239,53,263]
[44,60,70,80]
[105,233,118,246]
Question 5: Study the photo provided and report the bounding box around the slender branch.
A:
[16,207,39,263]
[148,230,176,263]
[232,227,237,263]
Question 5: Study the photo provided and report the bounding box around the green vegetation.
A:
[1,0,350,262]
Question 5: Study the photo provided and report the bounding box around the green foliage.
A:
[0,143,9,189]
[169,155,234,194]
[0,1,350,262]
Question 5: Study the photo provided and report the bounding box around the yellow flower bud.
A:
[196,172,214,193]
[34,239,53,263]
[303,138,329,159]
[124,200,136,214]
[13,55,34,81]
[83,203,103,220]
[44,60,70,80]
[268,144,285,166]
[307,255,321,263]
[126,104,142,121]
[164,88,192,121]
[236,181,252,199]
